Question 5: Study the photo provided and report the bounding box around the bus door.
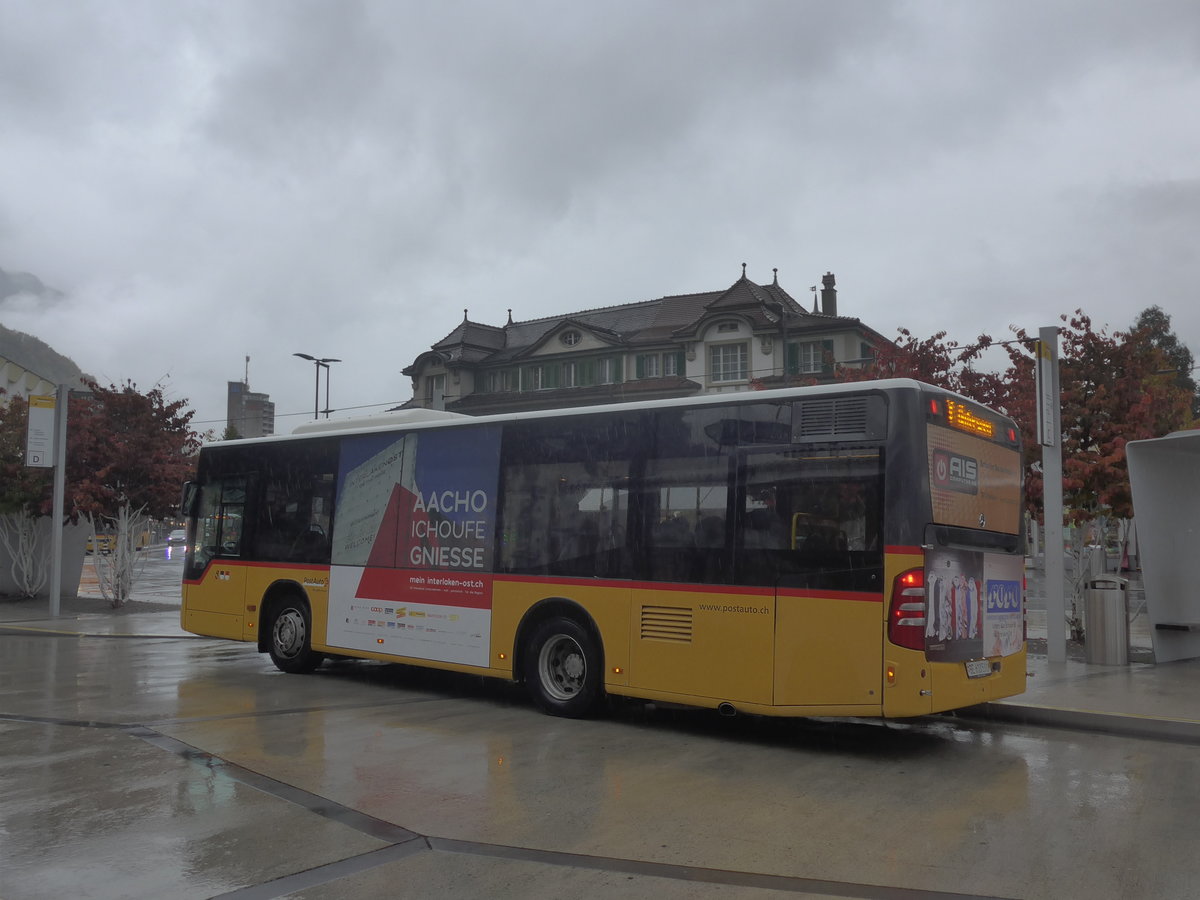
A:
[182,473,253,640]
[630,445,777,705]
[740,448,886,710]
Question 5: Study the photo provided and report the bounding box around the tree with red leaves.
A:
[68,381,200,606]
[1,382,199,605]
[990,311,1192,524]
[68,382,198,521]
[0,395,50,515]
[837,313,1193,638]
[841,313,1193,523]
[834,327,1002,398]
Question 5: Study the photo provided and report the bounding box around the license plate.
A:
[965,659,992,679]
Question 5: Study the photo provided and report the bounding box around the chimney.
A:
[821,272,837,317]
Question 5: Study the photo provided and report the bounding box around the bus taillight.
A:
[889,567,926,651]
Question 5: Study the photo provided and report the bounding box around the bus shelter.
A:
[1126,429,1200,663]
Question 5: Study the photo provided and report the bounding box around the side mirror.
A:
[180,482,199,518]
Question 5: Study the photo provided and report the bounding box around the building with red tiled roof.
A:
[401,267,889,414]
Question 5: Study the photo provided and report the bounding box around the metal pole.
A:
[312,362,320,419]
[1039,327,1066,662]
[295,353,338,421]
[48,384,69,617]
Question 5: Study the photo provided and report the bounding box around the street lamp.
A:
[293,353,341,419]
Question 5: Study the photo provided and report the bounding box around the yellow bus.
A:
[180,379,1026,719]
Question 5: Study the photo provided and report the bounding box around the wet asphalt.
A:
[2,555,1200,899]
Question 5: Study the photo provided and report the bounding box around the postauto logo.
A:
[932,449,979,495]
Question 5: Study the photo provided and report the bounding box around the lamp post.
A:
[293,353,341,419]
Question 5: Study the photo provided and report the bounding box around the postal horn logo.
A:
[933,449,979,495]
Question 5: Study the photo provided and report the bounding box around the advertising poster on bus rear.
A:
[326,425,501,667]
[925,547,1024,661]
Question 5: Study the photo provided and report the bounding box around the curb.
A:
[0,622,204,639]
[958,700,1200,745]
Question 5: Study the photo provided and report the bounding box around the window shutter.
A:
[635,355,645,379]
[822,339,835,375]
[786,342,799,376]
[675,351,686,376]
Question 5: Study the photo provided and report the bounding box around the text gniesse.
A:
[409,488,490,569]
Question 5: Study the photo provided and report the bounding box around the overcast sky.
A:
[2,0,1198,433]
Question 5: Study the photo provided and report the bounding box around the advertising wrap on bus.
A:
[326,425,501,667]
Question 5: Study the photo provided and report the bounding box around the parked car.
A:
[167,529,187,544]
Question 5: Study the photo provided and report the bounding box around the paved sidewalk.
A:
[0,602,193,638]
[963,652,1200,744]
[0,571,191,638]
[983,597,1200,743]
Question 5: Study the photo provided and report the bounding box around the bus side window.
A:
[741,450,883,591]
[193,475,248,572]
[644,406,734,585]
[498,414,642,578]
[692,515,728,583]
[499,464,630,577]
[744,508,788,549]
[549,483,628,578]
[642,468,731,584]
[252,445,337,565]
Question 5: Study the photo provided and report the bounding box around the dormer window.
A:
[560,329,582,347]
[709,343,748,383]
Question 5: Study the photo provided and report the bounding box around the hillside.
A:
[0,264,89,388]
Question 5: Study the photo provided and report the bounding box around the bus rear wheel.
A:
[522,616,602,718]
[267,597,324,674]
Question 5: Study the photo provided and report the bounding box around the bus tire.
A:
[522,616,602,718]
[267,596,324,674]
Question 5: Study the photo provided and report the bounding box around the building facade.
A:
[226,381,276,438]
[402,269,888,414]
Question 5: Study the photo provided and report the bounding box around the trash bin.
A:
[1084,576,1129,665]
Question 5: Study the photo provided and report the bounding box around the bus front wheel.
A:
[267,598,324,674]
[522,616,602,718]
